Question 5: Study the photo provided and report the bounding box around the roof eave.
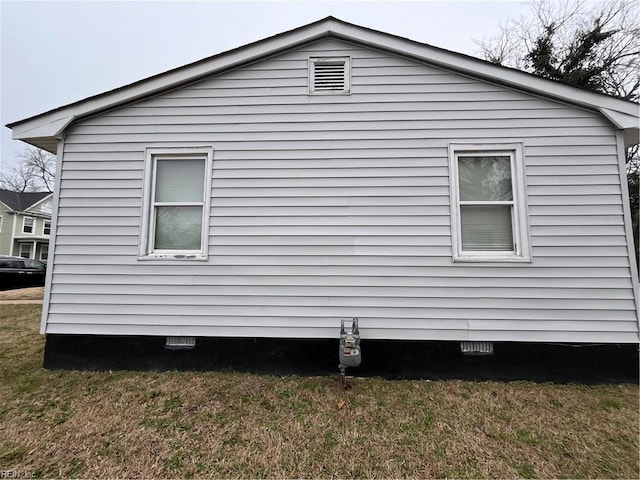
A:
[7,17,640,151]
[329,23,639,133]
[8,19,340,152]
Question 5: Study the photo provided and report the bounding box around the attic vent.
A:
[309,57,350,94]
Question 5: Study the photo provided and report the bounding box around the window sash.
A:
[23,217,34,234]
[154,158,205,202]
[149,156,206,254]
[456,153,516,254]
[19,243,32,258]
[153,205,203,251]
[459,204,515,252]
[458,155,513,202]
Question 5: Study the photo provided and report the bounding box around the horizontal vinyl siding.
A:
[47,38,639,342]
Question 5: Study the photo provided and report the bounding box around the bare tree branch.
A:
[476,0,639,101]
[1,147,56,193]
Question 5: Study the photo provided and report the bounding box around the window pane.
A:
[154,206,202,250]
[155,159,204,202]
[461,205,513,251]
[459,156,513,201]
[19,244,32,258]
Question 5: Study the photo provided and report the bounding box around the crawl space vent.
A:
[165,336,196,350]
[460,341,494,356]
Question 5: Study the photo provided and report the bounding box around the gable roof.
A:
[0,189,52,213]
[7,16,639,153]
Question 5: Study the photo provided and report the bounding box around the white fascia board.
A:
[599,109,640,146]
[599,109,640,130]
[8,17,639,147]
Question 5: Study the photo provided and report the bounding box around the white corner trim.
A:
[615,131,640,338]
[40,138,65,335]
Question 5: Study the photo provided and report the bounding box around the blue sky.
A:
[1,0,536,171]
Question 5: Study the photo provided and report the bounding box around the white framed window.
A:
[19,243,32,259]
[43,220,51,236]
[449,143,531,262]
[22,217,34,234]
[0,215,3,232]
[309,57,351,94]
[40,244,49,261]
[139,147,213,260]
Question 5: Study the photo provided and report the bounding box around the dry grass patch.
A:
[0,304,638,479]
[0,287,44,301]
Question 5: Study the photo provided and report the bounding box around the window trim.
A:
[22,216,35,234]
[308,56,351,95]
[43,219,51,236]
[40,244,49,261]
[448,143,531,263]
[139,146,214,261]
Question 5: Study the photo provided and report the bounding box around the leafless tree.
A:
[1,147,56,193]
[476,0,639,101]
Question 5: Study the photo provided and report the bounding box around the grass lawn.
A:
[0,303,638,479]
[0,287,44,301]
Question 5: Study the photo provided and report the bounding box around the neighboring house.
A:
[0,189,53,261]
[6,17,640,360]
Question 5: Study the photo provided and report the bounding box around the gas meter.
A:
[339,318,361,380]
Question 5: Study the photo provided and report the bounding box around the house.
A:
[6,17,639,361]
[0,189,53,261]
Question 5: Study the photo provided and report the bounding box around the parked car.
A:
[0,256,47,290]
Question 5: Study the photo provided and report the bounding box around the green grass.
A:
[0,304,638,478]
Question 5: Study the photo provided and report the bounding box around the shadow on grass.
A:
[44,335,639,385]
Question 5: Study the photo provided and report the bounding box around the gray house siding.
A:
[0,202,51,260]
[45,38,638,342]
[0,206,14,255]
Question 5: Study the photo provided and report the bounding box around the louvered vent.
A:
[310,57,350,94]
[460,341,494,356]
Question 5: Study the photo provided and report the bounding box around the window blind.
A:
[460,205,514,251]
